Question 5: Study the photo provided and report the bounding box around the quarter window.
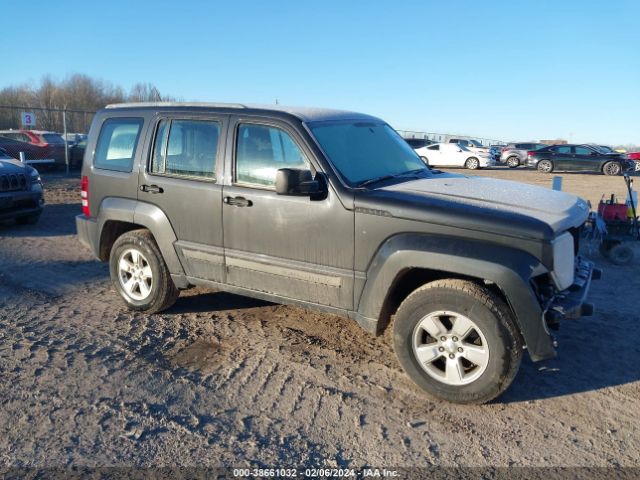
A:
[151,119,219,179]
[235,124,308,187]
[427,144,440,151]
[94,118,143,172]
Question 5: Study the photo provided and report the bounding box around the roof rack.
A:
[105,102,247,109]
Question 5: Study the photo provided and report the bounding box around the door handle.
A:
[140,184,164,194]
[223,196,253,207]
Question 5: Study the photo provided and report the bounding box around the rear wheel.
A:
[465,157,480,170]
[109,229,179,313]
[537,160,553,173]
[603,161,622,176]
[506,156,519,168]
[390,279,523,404]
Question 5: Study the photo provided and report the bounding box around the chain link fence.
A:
[0,105,95,172]
[396,129,505,146]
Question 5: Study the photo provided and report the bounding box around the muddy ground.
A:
[0,167,638,470]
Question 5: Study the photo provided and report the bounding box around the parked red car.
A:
[0,129,66,167]
[627,151,640,161]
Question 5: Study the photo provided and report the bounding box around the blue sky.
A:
[2,0,639,144]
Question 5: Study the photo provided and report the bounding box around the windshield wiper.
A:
[357,169,426,188]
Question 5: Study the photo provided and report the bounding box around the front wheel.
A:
[390,279,523,404]
[420,156,429,166]
[109,229,179,313]
[603,161,622,176]
[465,157,480,170]
[537,159,553,173]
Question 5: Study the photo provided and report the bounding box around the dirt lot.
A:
[0,167,638,470]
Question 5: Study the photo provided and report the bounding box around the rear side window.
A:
[551,145,572,154]
[94,118,143,172]
[150,119,219,179]
[427,144,440,151]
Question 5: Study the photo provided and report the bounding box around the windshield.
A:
[308,121,429,186]
[468,139,483,147]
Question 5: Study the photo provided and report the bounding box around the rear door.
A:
[138,114,227,282]
[549,145,572,169]
[221,117,355,309]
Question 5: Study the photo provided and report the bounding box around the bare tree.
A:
[0,74,173,131]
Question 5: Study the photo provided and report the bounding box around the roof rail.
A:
[105,101,247,109]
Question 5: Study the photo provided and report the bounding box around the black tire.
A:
[390,279,523,404]
[506,156,519,168]
[537,160,553,173]
[15,214,40,225]
[421,156,429,166]
[608,243,634,265]
[465,157,480,170]
[109,229,179,313]
[603,161,622,176]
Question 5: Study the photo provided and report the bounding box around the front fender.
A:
[356,234,555,361]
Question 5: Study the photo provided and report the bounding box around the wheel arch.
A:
[96,197,184,275]
[355,233,555,361]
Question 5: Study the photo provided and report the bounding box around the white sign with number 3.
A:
[21,112,36,127]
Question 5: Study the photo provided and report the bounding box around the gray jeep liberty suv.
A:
[76,102,598,404]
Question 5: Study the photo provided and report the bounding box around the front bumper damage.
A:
[544,256,601,329]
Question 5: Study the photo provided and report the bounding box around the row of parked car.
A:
[404,137,640,175]
[0,129,87,169]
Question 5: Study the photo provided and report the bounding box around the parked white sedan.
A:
[414,143,495,169]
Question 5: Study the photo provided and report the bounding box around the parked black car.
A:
[0,151,44,224]
[69,139,87,169]
[526,144,634,175]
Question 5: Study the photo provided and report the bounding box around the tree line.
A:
[0,74,175,133]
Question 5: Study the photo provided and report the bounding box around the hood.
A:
[357,174,589,240]
[0,158,30,174]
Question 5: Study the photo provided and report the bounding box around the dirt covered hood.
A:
[380,174,590,236]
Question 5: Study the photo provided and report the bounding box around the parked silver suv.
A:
[500,142,548,168]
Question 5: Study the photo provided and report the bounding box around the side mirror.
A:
[275,168,321,196]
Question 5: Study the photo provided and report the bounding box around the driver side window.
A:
[235,123,309,187]
[575,147,593,155]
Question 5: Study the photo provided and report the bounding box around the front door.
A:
[222,119,355,310]
[573,145,598,171]
[138,115,227,282]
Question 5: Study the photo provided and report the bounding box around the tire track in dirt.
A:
[0,173,639,468]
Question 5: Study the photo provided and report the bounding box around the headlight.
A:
[551,232,575,290]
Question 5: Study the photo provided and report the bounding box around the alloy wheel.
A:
[118,248,153,301]
[412,310,490,386]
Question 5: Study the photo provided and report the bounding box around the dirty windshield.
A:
[308,121,430,187]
